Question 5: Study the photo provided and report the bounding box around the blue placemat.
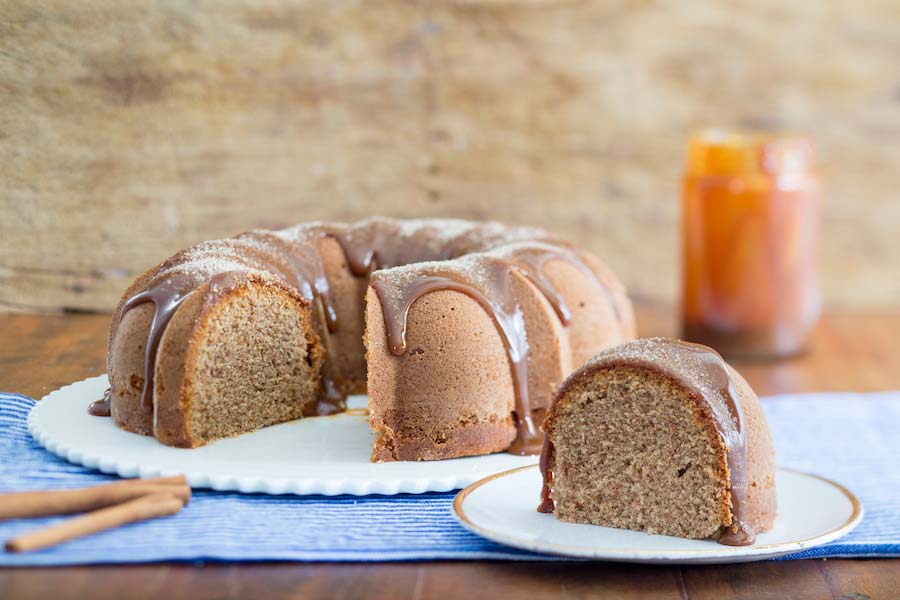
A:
[0,390,898,565]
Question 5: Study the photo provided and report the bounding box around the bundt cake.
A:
[91,218,635,461]
[538,337,776,545]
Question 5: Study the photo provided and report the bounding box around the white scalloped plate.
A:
[29,375,538,496]
[453,465,863,564]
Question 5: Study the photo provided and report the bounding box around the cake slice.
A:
[153,272,324,447]
[538,337,776,545]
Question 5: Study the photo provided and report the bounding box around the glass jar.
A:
[680,130,821,359]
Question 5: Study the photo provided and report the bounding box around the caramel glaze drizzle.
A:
[115,271,248,415]
[93,221,622,459]
[238,231,345,414]
[505,245,621,325]
[673,340,753,546]
[537,434,555,513]
[238,231,339,332]
[370,260,542,455]
[92,224,406,420]
[368,244,622,456]
[121,274,196,412]
[324,224,455,278]
[88,387,113,417]
[537,338,754,546]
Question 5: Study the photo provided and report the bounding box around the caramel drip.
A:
[239,230,345,414]
[326,225,383,277]
[312,230,625,454]
[537,338,754,546]
[93,227,355,419]
[325,223,456,277]
[507,246,621,324]
[670,340,753,546]
[537,434,555,512]
[89,387,112,417]
[124,274,197,412]
[240,231,338,332]
[93,220,425,420]
[370,260,542,455]
[96,271,253,418]
[313,294,347,416]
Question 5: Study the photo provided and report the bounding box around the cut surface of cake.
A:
[538,337,776,545]
[94,217,636,461]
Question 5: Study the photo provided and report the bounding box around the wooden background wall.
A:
[2,1,899,313]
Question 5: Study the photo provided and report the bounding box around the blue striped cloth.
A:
[0,390,897,565]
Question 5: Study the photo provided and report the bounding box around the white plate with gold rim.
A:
[28,375,538,496]
[452,465,863,564]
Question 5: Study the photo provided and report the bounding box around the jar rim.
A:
[687,129,814,176]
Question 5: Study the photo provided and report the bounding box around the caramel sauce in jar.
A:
[680,131,821,358]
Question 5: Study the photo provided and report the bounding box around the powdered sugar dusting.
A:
[135,218,562,312]
[369,253,501,307]
[267,223,329,246]
[466,223,553,250]
[585,339,723,394]
[394,218,478,243]
[482,240,572,260]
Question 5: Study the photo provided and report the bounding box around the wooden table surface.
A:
[1,309,899,599]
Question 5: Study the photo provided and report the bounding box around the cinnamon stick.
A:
[109,476,187,488]
[5,492,185,553]
[0,476,190,520]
